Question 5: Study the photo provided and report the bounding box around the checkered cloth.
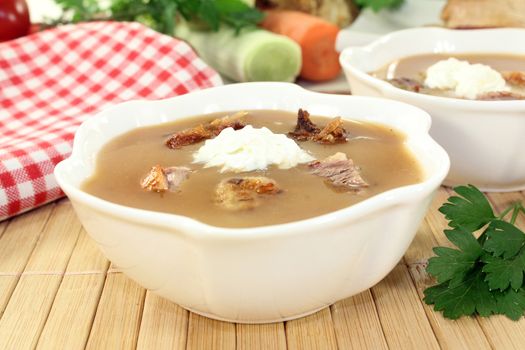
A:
[0,21,222,221]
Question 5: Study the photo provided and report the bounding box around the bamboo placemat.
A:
[0,187,524,349]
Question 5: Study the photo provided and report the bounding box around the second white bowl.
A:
[340,27,525,192]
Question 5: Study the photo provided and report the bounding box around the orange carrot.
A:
[260,10,341,82]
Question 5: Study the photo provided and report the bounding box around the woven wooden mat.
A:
[0,187,523,349]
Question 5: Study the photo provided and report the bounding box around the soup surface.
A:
[82,110,423,228]
[373,53,525,100]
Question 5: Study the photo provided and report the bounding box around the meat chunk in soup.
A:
[309,152,368,190]
[215,176,282,211]
[141,165,191,192]
[477,91,525,101]
[389,78,422,92]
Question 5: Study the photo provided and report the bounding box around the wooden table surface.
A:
[0,187,523,349]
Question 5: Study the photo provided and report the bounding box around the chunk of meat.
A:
[164,166,192,192]
[477,91,525,101]
[215,176,282,211]
[388,78,422,92]
[313,117,347,144]
[309,152,368,190]
[289,108,320,141]
[141,165,191,192]
[289,108,348,143]
[442,0,525,28]
[165,111,247,149]
[502,71,525,87]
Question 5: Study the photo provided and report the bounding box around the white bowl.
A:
[340,27,525,192]
[54,83,449,323]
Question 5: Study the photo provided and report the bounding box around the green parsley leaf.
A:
[426,227,482,284]
[424,266,497,319]
[425,185,525,320]
[495,288,525,321]
[484,220,525,259]
[482,252,525,291]
[439,185,495,231]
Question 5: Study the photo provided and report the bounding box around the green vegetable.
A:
[52,0,264,34]
[355,0,405,12]
[438,185,495,231]
[424,185,525,320]
[175,23,301,82]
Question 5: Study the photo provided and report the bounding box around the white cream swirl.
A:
[424,58,509,99]
[193,125,315,172]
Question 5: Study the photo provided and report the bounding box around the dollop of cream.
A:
[193,125,315,172]
[424,58,509,99]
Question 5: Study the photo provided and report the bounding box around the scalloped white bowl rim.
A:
[54,82,450,240]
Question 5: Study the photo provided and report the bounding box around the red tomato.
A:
[0,0,30,42]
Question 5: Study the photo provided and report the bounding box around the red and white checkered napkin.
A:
[0,21,222,221]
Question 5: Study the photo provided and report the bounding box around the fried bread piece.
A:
[309,152,368,190]
[289,108,320,141]
[141,165,191,192]
[208,112,247,135]
[141,165,168,192]
[502,71,525,87]
[313,117,347,144]
[289,109,347,143]
[165,112,247,149]
[215,176,282,210]
[165,124,212,149]
[442,0,525,28]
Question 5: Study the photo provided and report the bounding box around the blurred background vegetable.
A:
[51,0,264,34]
[0,0,31,42]
[354,0,404,11]
[260,10,341,81]
[256,0,359,27]
[45,0,403,82]
[175,21,302,82]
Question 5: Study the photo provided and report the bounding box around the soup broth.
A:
[374,53,525,99]
[82,110,423,228]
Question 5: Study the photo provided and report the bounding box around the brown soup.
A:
[373,53,525,100]
[82,110,423,228]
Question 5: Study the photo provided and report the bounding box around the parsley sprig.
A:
[51,0,264,34]
[424,185,525,320]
